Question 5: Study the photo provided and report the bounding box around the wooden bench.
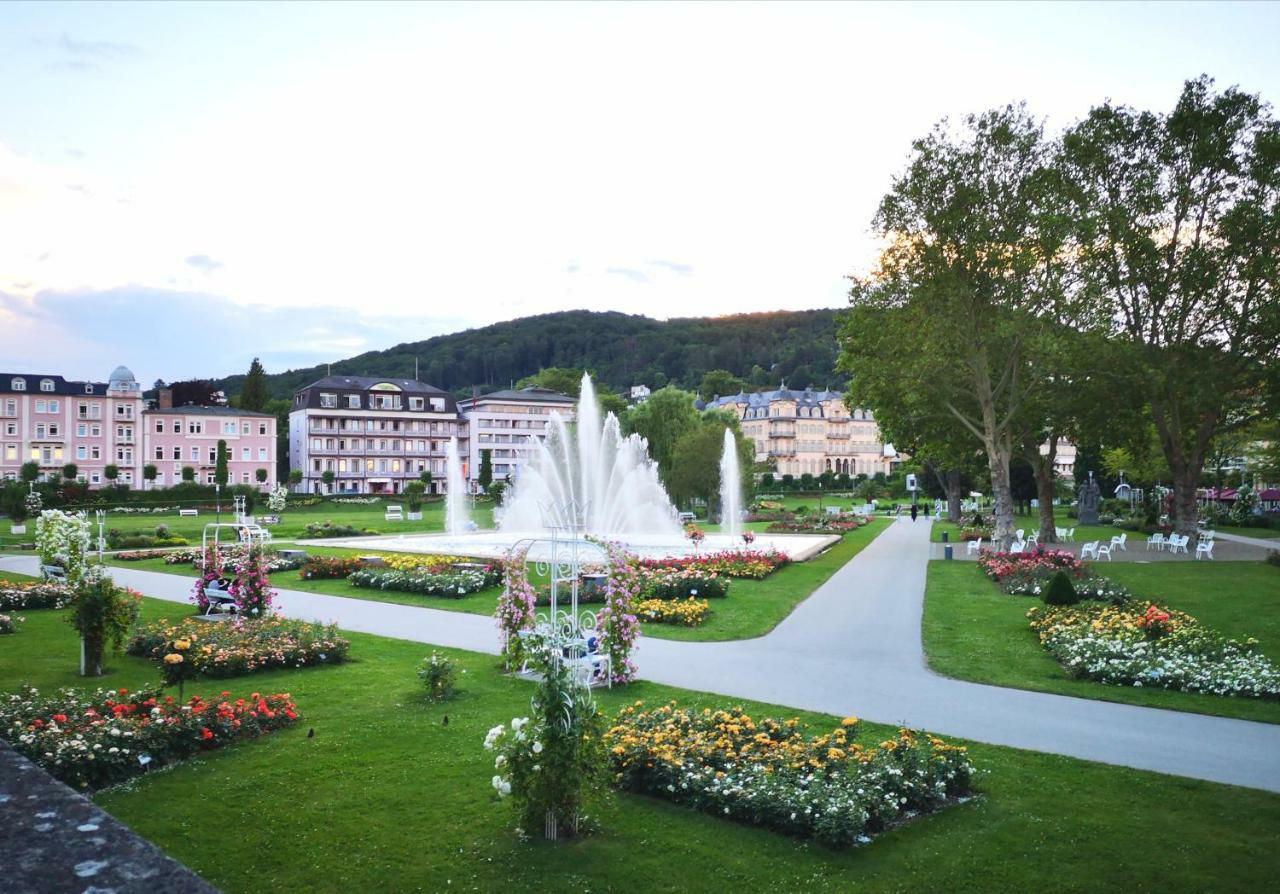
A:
[259,515,280,525]
[179,508,199,517]
[384,505,404,521]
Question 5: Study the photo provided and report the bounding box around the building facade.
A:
[705,388,896,479]
[2,366,145,487]
[458,386,576,488]
[143,406,277,490]
[289,375,467,495]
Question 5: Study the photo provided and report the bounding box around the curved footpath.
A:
[5,520,1280,793]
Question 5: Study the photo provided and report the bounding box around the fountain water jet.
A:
[719,428,742,537]
[499,374,681,536]
[445,436,471,534]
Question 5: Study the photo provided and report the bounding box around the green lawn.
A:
[1215,524,1280,540]
[105,521,891,643]
[0,497,498,551]
[2,596,1278,893]
[923,560,1280,723]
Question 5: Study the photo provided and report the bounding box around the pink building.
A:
[2,366,145,487]
[143,405,277,490]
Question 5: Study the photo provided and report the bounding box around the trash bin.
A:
[941,531,949,543]
[944,545,953,561]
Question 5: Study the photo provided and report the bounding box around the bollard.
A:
[941,531,949,543]
[944,545,953,561]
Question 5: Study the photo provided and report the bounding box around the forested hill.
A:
[219,309,844,399]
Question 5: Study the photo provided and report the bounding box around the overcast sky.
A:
[2,1,1278,386]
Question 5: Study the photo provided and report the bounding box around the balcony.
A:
[768,447,796,458]
[828,431,850,440]
[769,426,796,438]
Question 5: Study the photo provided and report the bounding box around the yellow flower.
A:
[841,716,858,727]
[163,653,184,665]
[174,639,191,650]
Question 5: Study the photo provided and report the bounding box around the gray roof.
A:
[461,386,574,406]
[1,373,109,397]
[146,405,275,418]
[299,375,450,395]
[705,387,846,411]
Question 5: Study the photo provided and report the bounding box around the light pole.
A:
[215,483,222,525]
[95,510,105,562]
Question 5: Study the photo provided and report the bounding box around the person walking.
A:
[910,503,918,522]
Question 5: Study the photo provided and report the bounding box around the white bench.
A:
[41,564,66,581]
[384,504,404,521]
[179,508,199,517]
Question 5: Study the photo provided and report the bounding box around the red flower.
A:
[52,713,67,723]
[200,727,214,740]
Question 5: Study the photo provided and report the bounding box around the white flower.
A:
[494,755,506,768]
[531,741,543,754]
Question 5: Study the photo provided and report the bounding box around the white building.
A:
[458,386,575,489]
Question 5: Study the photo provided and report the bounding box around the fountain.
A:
[445,436,471,534]
[719,427,742,537]
[498,374,681,537]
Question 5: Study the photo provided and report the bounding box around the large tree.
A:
[666,415,754,513]
[240,358,269,412]
[1061,76,1280,535]
[845,106,1081,546]
[622,386,700,483]
[169,379,223,407]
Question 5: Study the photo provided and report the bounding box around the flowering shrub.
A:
[299,555,365,580]
[302,520,377,538]
[115,549,175,561]
[266,484,289,513]
[66,571,143,677]
[996,567,1131,603]
[36,510,91,586]
[0,685,300,790]
[605,703,976,848]
[0,581,74,611]
[1027,602,1280,697]
[684,523,706,545]
[418,651,459,701]
[329,496,380,504]
[637,568,728,600]
[635,597,709,626]
[635,549,788,580]
[128,615,348,677]
[382,553,462,572]
[765,514,867,534]
[228,549,276,616]
[958,525,992,542]
[0,613,22,634]
[165,548,205,565]
[597,542,641,684]
[348,566,499,597]
[496,546,538,670]
[484,658,606,838]
[977,548,1084,582]
[25,489,44,516]
[741,531,756,546]
[189,546,224,614]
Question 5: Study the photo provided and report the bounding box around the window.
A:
[3,399,14,416]
[242,422,250,434]
[35,400,46,413]
[5,445,15,461]
[49,400,59,413]
[241,471,250,483]
[90,446,101,460]
[40,379,54,392]
[190,447,199,461]
[48,424,59,437]
[172,447,181,460]
[90,424,101,437]
[258,422,268,435]
[188,420,203,435]
[90,472,100,484]
[4,422,15,436]
[34,423,46,439]
[155,419,164,432]
[410,397,424,410]
[430,398,444,411]
[241,447,250,461]
[258,447,268,460]
[311,438,321,450]
[116,404,132,418]
[319,393,337,408]
[346,394,360,409]
[208,447,216,463]
[172,420,180,433]
[223,422,237,435]
[11,378,25,391]
[84,384,94,394]
[155,446,164,460]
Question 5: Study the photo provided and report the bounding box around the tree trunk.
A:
[1025,435,1059,544]
[986,441,1016,548]
[83,634,104,677]
[1172,467,1200,537]
[945,470,963,522]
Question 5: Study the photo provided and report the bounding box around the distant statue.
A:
[1078,473,1101,525]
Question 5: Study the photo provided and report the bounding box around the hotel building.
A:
[289,375,467,495]
[144,402,277,489]
[458,386,576,488]
[704,387,896,479]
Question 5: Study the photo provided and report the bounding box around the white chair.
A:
[1199,529,1216,543]
[1080,540,1100,560]
[1195,539,1215,561]
[1026,531,1039,546]
[1015,529,1025,542]
[1064,527,1075,542]
[1167,534,1190,555]
[1055,526,1067,540]
[1110,532,1128,552]
[966,538,983,556]
[1096,542,1113,561]
[1009,540,1026,554]
[1146,532,1165,550]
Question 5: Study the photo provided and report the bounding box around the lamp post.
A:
[215,483,221,525]
[95,510,105,562]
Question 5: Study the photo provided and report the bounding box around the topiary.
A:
[1042,570,1080,605]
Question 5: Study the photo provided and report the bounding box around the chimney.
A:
[159,387,173,410]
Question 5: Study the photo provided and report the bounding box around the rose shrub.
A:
[127,616,349,678]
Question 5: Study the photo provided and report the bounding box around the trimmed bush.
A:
[1042,570,1080,606]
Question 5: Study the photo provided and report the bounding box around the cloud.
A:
[650,260,694,276]
[185,254,222,273]
[58,33,140,59]
[0,287,474,383]
[605,267,650,284]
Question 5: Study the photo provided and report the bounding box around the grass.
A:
[1215,524,1280,540]
[2,596,1278,893]
[923,560,1280,724]
[104,521,891,643]
[0,497,497,551]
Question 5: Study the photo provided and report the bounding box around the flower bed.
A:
[635,597,709,626]
[347,565,500,598]
[958,525,992,542]
[997,568,1131,603]
[977,548,1083,582]
[382,553,466,573]
[0,685,299,790]
[0,581,74,611]
[636,568,728,600]
[126,616,350,677]
[0,613,21,634]
[302,521,377,538]
[1027,602,1280,698]
[635,549,788,580]
[605,703,976,848]
[299,556,365,580]
[765,516,867,534]
[116,548,179,561]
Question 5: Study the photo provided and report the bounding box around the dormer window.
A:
[40,379,54,392]
[11,378,25,391]
[84,384,94,394]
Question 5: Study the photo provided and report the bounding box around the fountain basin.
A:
[294,530,840,562]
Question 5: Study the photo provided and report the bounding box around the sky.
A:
[1,1,1278,386]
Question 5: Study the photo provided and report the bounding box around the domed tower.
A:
[107,365,138,394]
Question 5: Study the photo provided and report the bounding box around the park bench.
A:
[358,555,387,567]
[677,511,696,524]
[384,505,404,521]
[259,515,281,525]
[277,549,308,561]
[40,565,66,581]
[179,508,199,517]
[200,579,237,617]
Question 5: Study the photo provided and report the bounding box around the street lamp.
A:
[215,483,221,525]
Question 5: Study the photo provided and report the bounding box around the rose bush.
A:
[127,615,350,678]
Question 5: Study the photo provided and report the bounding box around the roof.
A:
[146,405,275,418]
[297,375,450,395]
[1,373,110,397]
[704,387,848,411]
[461,386,574,406]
